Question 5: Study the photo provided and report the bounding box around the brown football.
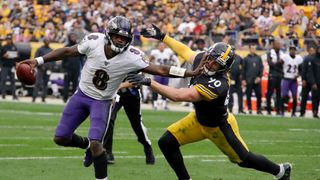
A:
[16,63,36,85]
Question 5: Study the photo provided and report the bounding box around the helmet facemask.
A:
[107,32,132,53]
[105,16,133,53]
[204,43,235,75]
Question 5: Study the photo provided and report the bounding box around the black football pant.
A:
[1,66,17,99]
[63,71,80,102]
[300,83,312,116]
[103,92,152,154]
[266,77,282,113]
[32,69,49,101]
[228,81,244,113]
[246,82,262,111]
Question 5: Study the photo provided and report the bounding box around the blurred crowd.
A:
[0,0,319,50]
[1,0,320,118]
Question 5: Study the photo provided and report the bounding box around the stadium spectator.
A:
[228,53,246,114]
[32,38,53,103]
[279,46,303,117]
[308,46,320,118]
[266,39,284,115]
[242,44,264,115]
[0,34,19,100]
[61,33,82,103]
[149,42,179,110]
[300,46,316,117]
[135,24,292,180]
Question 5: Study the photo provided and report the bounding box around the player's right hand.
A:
[16,59,38,70]
[140,24,165,41]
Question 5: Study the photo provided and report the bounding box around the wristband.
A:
[169,66,186,77]
[35,57,44,65]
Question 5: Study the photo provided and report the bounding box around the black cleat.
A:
[257,110,263,115]
[278,163,292,180]
[144,146,155,165]
[106,153,115,164]
[83,148,92,167]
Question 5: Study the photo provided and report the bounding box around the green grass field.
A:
[0,101,319,180]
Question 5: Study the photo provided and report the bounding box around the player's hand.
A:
[140,24,165,41]
[127,73,151,86]
[190,53,207,76]
[16,59,37,70]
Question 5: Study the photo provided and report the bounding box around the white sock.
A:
[275,164,285,179]
[86,137,90,149]
[96,177,107,180]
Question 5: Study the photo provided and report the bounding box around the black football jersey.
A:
[191,52,230,127]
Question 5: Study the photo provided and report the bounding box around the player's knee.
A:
[90,140,104,156]
[158,131,179,151]
[53,136,69,146]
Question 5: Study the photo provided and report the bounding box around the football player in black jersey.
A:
[127,24,292,180]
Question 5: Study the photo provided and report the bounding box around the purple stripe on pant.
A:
[281,79,298,97]
[55,89,112,141]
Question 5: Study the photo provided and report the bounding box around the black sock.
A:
[65,134,89,149]
[238,152,280,175]
[93,152,108,179]
[158,131,190,180]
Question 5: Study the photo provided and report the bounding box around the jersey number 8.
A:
[93,69,109,90]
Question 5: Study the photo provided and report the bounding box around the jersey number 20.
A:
[93,69,109,90]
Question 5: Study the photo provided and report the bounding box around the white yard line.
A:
[0,154,319,161]
[0,144,27,147]
[289,128,320,133]
[0,109,60,116]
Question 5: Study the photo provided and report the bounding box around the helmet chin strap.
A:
[105,35,128,53]
[204,66,216,76]
[110,40,126,53]
[203,66,226,76]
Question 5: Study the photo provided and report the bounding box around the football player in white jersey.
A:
[280,46,303,117]
[150,42,179,110]
[17,16,202,180]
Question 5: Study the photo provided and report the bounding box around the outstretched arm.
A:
[150,80,203,102]
[18,45,80,68]
[126,73,204,102]
[141,24,197,64]
[162,35,197,64]
[142,54,206,78]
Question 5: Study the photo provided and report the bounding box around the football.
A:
[16,63,36,85]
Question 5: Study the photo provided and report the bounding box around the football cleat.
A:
[83,148,93,167]
[106,153,115,164]
[144,146,155,165]
[278,163,292,180]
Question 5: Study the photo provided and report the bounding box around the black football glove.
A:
[127,73,151,86]
[140,24,165,41]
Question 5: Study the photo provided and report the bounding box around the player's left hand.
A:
[140,24,165,41]
[127,73,151,86]
[190,53,207,76]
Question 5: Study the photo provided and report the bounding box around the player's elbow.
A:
[64,47,77,56]
[168,92,187,102]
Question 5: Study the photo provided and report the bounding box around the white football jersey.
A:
[77,33,149,100]
[281,54,303,79]
[150,48,178,66]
